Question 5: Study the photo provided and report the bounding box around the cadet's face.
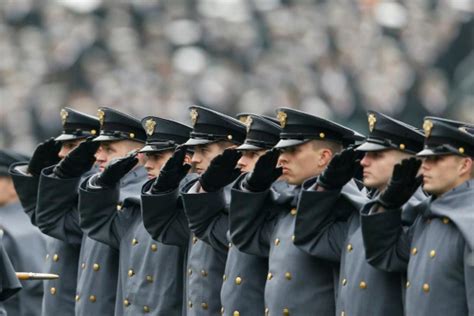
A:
[191,143,225,174]
[237,150,266,173]
[95,140,143,172]
[278,141,325,185]
[144,151,174,179]
[421,155,472,196]
[0,177,16,207]
[360,149,410,191]
[58,139,84,159]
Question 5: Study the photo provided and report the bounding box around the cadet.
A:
[35,107,145,316]
[0,149,46,316]
[141,105,246,315]
[361,118,474,315]
[229,108,360,315]
[293,111,427,316]
[9,107,99,316]
[78,116,192,315]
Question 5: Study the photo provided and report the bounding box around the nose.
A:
[95,147,106,163]
[237,156,247,169]
[58,146,68,159]
[191,152,201,165]
[360,153,370,167]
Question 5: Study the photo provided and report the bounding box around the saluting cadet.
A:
[0,150,46,316]
[141,105,246,315]
[35,107,145,316]
[361,118,474,316]
[9,108,99,316]
[78,116,192,315]
[229,108,359,315]
[293,111,427,316]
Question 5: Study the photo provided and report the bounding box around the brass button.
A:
[291,235,295,242]
[128,269,135,277]
[131,238,138,246]
[201,302,208,310]
[423,283,430,292]
[223,274,227,281]
[192,236,198,244]
[347,244,353,252]
[233,311,240,316]
[116,204,122,211]
[399,143,406,150]
[228,242,232,248]
[143,305,150,313]
[283,307,290,316]
[412,248,418,255]
[267,272,273,280]
[188,301,193,308]
[45,254,50,260]
[274,238,280,246]
[429,250,436,258]
[124,299,130,307]
[265,308,269,316]
[359,281,367,289]
[188,269,193,276]
[235,276,242,285]
[227,135,233,140]
[93,263,100,271]
[130,133,135,139]
[442,217,450,224]
[342,278,347,286]
[53,254,59,262]
[341,311,346,316]
[406,281,410,288]
[75,295,80,302]
[81,263,86,269]
[151,244,158,252]
[89,295,96,302]
[50,287,56,295]
[146,275,153,283]
[285,272,292,280]
[319,132,325,139]
[201,270,208,277]
[290,208,297,216]
[221,307,224,314]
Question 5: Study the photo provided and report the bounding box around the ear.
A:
[184,154,192,165]
[459,157,473,177]
[318,148,333,168]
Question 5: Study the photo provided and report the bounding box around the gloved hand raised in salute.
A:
[151,146,191,193]
[96,151,139,188]
[317,147,362,191]
[377,157,422,210]
[28,138,62,177]
[244,148,282,192]
[199,148,242,192]
[53,138,100,179]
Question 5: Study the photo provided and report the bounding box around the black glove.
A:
[53,138,100,179]
[317,147,361,190]
[377,157,422,209]
[245,148,282,192]
[151,146,191,193]
[199,148,242,192]
[96,152,139,188]
[28,138,62,176]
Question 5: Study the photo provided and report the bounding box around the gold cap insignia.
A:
[423,119,433,138]
[459,127,469,134]
[97,109,105,127]
[60,109,68,126]
[145,119,156,136]
[368,113,377,133]
[245,116,253,133]
[277,111,287,128]
[190,109,199,126]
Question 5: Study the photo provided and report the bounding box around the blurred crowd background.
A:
[0,0,473,153]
